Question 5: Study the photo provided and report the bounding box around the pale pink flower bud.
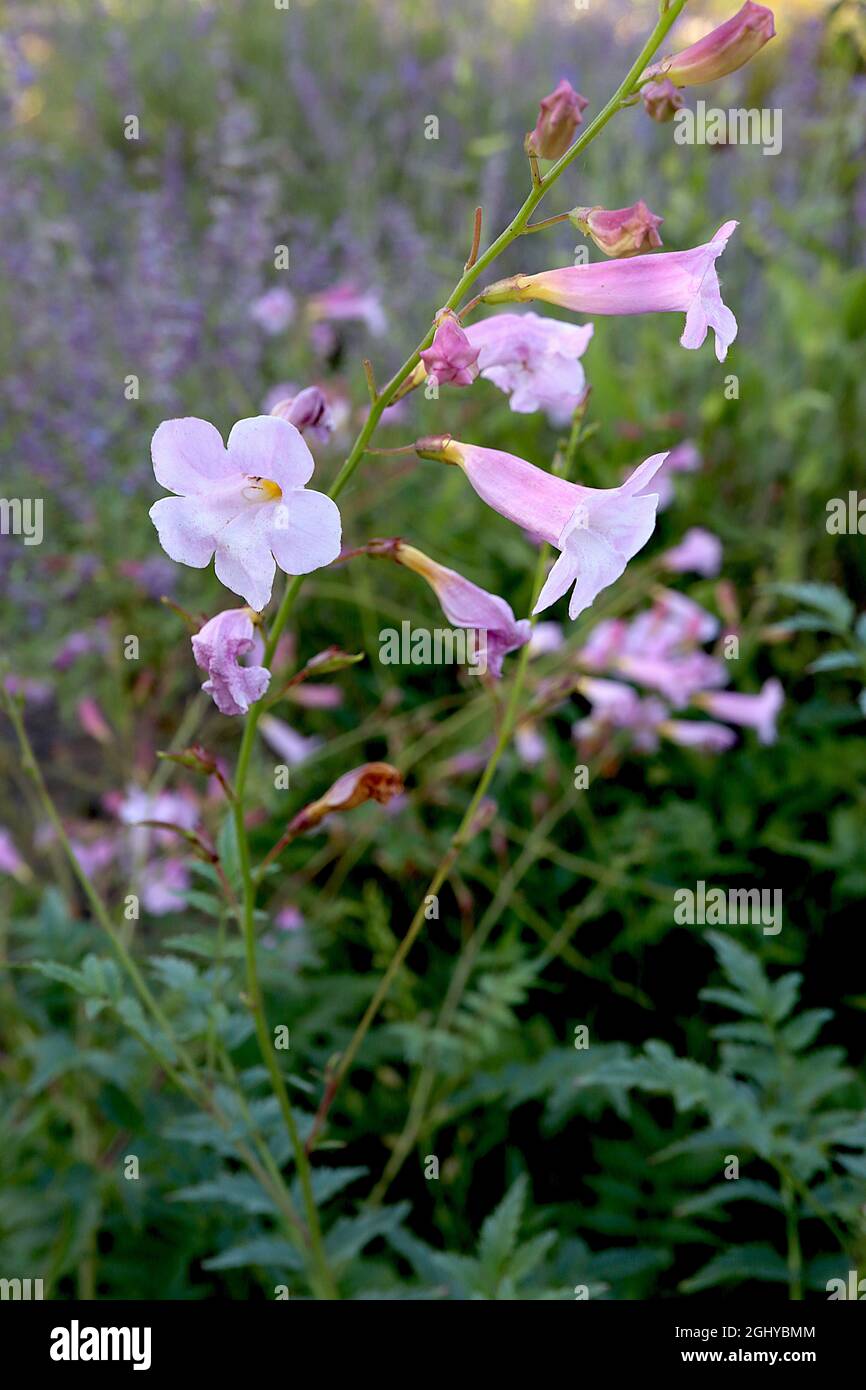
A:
[570,201,664,259]
[642,3,775,89]
[419,311,480,387]
[270,386,335,443]
[525,80,589,161]
[641,79,684,123]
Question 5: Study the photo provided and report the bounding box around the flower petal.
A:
[226,415,315,491]
[268,489,342,575]
[564,529,629,619]
[533,548,579,615]
[213,508,277,610]
[149,495,217,568]
[152,417,235,495]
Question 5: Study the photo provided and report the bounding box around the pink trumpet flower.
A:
[463,312,594,423]
[416,438,668,620]
[191,607,271,716]
[381,539,531,678]
[642,3,776,89]
[695,677,784,744]
[149,415,342,611]
[481,222,739,362]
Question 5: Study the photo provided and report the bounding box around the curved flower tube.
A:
[417,437,669,620]
[481,222,739,362]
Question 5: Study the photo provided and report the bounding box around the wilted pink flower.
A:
[419,311,480,387]
[696,677,783,744]
[191,607,271,716]
[525,80,589,161]
[307,282,387,337]
[149,415,342,611]
[662,719,737,752]
[250,287,296,335]
[463,312,594,424]
[418,438,668,620]
[287,763,404,836]
[390,540,531,678]
[642,3,776,88]
[259,714,321,766]
[641,79,684,122]
[570,202,664,259]
[663,527,723,577]
[269,386,335,444]
[482,222,739,362]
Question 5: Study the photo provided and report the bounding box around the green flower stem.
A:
[227,0,690,1264]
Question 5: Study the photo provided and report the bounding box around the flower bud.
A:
[640,79,684,123]
[570,201,663,258]
[269,385,334,443]
[419,310,479,387]
[525,79,588,162]
[642,3,775,89]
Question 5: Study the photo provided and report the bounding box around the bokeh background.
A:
[2,0,866,1300]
